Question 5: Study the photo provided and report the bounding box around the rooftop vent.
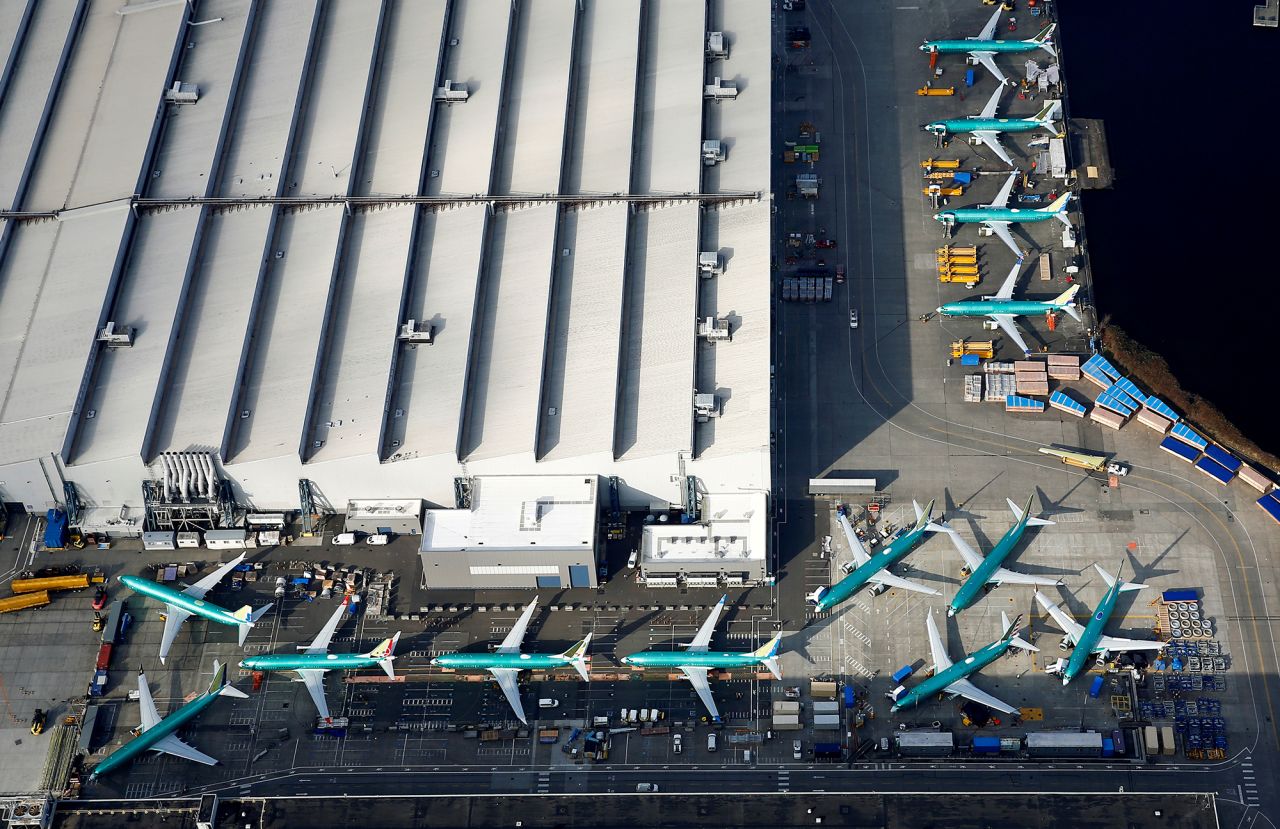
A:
[97,321,134,348]
[164,81,199,104]
[706,32,729,59]
[398,319,435,345]
[435,80,469,103]
[704,77,738,100]
[701,140,726,166]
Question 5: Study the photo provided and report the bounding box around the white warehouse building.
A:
[0,0,772,565]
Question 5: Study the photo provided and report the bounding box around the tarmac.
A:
[0,1,1277,828]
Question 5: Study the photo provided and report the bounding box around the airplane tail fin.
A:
[560,633,592,682]
[233,603,274,646]
[1033,100,1062,134]
[999,612,1039,653]
[752,634,784,680]
[1007,496,1054,527]
[209,659,249,699]
[1039,191,1072,216]
[365,632,400,678]
[1049,284,1082,322]
[1095,561,1147,592]
[1030,23,1057,56]
[913,499,942,533]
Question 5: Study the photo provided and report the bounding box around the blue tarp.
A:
[1170,422,1208,449]
[44,508,68,549]
[1195,456,1234,485]
[960,353,980,366]
[953,171,973,185]
[1159,436,1199,463]
[1256,493,1280,524]
[1115,377,1146,402]
[1162,589,1199,602]
[1083,354,1121,380]
[1144,396,1180,422]
[1095,393,1133,416]
[1006,395,1045,412]
[1203,444,1242,473]
[1049,390,1087,414]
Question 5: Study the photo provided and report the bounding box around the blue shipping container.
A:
[972,737,1001,754]
[843,685,855,706]
[965,68,975,87]
[1088,676,1104,698]
[891,665,914,683]
[1102,738,1115,757]
[1162,589,1198,602]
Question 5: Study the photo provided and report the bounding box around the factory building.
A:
[638,492,770,587]
[418,476,599,590]
[0,0,772,578]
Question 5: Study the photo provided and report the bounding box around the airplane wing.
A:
[497,600,539,654]
[993,257,1022,300]
[989,171,1017,209]
[984,222,1022,257]
[925,611,953,671]
[836,513,872,568]
[295,670,331,722]
[1035,592,1087,642]
[978,85,1003,119]
[971,132,1013,167]
[304,601,348,655]
[679,666,720,720]
[939,526,985,573]
[182,553,246,600]
[489,668,527,723]
[869,569,941,596]
[975,9,1002,41]
[158,605,192,663]
[944,677,1019,715]
[137,674,162,731]
[990,566,1062,587]
[1096,634,1166,654]
[149,734,219,766]
[689,596,727,651]
[971,52,1008,86]
[989,314,1031,356]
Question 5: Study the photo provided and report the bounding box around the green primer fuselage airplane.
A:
[940,495,1060,617]
[924,85,1060,168]
[808,500,944,614]
[1036,563,1165,685]
[621,595,782,721]
[240,598,399,722]
[891,612,1036,714]
[920,9,1056,86]
[91,660,247,778]
[431,599,591,724]
[936,255,1080,356]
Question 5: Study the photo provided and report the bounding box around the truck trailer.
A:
[10,574,90,594]
[0,591,51,614]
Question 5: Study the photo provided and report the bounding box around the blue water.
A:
[1056,3,1276,455]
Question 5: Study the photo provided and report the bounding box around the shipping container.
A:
[0,591,50,614]
[813,714,841,730]
[1143,726,1159,755]
[44,509,69,550]
[1000,737,1022,753]
[1112,729,1126,756]
[96,643,113,671]
[1160,726,1176,756]
[891,665,914,683]
[1025,731,1103,758]
[101,600,125,644]
[1088,676,1104,698]
[1102,738,1115,757]
[773,700,800,715]
[813,701,839,714]
[896,732,953,757]
[972,737,1001,754]
[771,714,802,731]
[811,681,837,699]
[844,685,855,707]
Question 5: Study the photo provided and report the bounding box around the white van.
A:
[366,533,389,545]
[635,783,658,793]
[639,709,649,723]
[538,698,559,709]
[626,550,639,568]
[649,708,660,722]
[628,709,639,723]
[331,533,357,546]
[707,733,717,752]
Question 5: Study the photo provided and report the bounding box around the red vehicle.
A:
[814,239,837,249]
[92,587,108,610]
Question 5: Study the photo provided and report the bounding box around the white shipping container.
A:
[813,714,841,730]
[771,714,802,731]
[812,701,840,714]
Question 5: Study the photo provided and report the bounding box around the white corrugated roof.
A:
[569,0,642,194]
[420,474,598,552]
[632,0,704,194]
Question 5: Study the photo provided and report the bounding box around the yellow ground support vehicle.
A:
[950,340,994,359]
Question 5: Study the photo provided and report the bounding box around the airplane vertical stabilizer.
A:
[561,633,593,682]
[1095,562,1147,592]
[1030,23,1057,56]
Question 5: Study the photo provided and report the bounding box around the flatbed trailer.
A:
[11,574,90,594]
[0,591,51,614]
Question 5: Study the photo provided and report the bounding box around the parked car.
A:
[815,239,837,249]
[673,734,682,754]
[1106,462,1130,477]
[849,309,859,329]
[707,733,718,752]
[793,739,803,759]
